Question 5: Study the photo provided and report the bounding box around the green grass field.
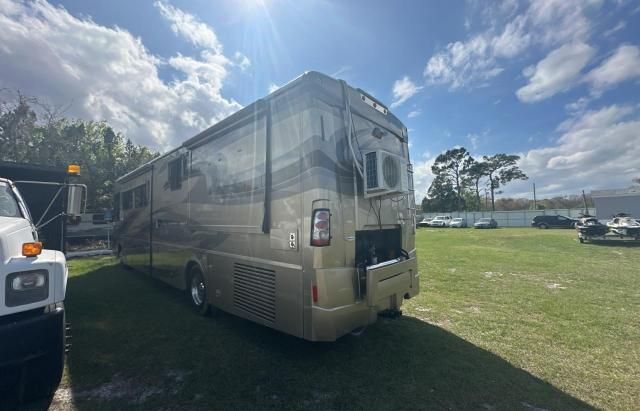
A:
[45,228,638,410]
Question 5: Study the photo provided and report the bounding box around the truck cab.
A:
[0,177,68,402]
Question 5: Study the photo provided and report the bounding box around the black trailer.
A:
[0,161,69,252]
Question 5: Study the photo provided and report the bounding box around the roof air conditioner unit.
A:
[363,150,408,198]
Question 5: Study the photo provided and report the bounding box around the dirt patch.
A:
[50,369,191,408]
[521,401,549,411]
[483,271,503,279]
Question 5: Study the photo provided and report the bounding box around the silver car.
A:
[449,218,467,228]
[474,218,498,229]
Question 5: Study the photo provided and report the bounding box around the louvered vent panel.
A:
[365,151,379,189]
[233,263,276,323]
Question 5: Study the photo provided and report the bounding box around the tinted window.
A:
[168,157,184,191]
[113,192,120,221]
[134,184,148,208]
[191,115,267,229]
[0,182,21,218]
[122,189,133,210]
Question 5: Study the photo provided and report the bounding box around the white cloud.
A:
[603,21,626,37]
[0,0,241,150]
[586,44,640,96]
[234,51,251,71]
[424,34,504,89]
[424,0,601,90]
[516,42,595,103]
[268,83,280,94]
[391,76,423,108]
[565,96,592,114]
[411,153,436,199]
[525,0,598,46]
[407,109,422,118]
[491,15,530,58]
[154,0,222,52]
[512,104,640,196]
[467,133,479,150]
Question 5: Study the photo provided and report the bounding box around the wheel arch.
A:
[182,256,207,291]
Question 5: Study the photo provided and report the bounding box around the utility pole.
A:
[582,190,590,216]
[533,182,537,210]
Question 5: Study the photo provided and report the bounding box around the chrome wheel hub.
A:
[191,274,205,306]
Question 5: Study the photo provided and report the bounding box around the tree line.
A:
[0,91,158,210]
[422,147,528,212]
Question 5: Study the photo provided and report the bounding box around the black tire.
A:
[187,265,210,316]
[538,223,549,229]
[116,244,129,268]
[579,237,584,243]
[21,313,65,403]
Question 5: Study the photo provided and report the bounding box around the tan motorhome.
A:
[113,71,419,341]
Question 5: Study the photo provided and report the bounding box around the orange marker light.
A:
[22,242,43,257]
[67,164,80,175]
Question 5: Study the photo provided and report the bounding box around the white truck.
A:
[0,175,82,402]
[429,215,452,227]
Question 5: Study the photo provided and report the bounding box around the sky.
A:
[1,0,639,200]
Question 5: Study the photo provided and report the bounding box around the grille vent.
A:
[365,152,379,189]
[233,263,276,323]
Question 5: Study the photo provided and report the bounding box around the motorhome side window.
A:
[133,184,148,207]
[190,115,266,229]
[113,192,120,220]
[122,190,133,210]
[168,157,183,191]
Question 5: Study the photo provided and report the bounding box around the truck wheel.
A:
[21,314,65,403]
[188,265,210,316]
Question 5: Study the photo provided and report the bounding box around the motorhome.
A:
[114,71,419,341]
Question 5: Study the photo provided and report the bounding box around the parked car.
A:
[430,215,452,227]
[417,217,432,228]
[449,218,467,228]
[531,215,577,229]
[474,218,498,229]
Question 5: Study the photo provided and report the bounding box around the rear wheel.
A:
[188,265,210,316]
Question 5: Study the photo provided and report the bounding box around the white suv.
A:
[430,215,452,227]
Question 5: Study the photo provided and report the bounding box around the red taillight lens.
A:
[311,208,331,246]
[312,284,318,303]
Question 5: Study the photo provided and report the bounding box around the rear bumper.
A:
[0,306,65,370]
[310,257,419,341]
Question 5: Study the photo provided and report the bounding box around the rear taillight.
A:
[311,208,331,246]
[312,284,318,303]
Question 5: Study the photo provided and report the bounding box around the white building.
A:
[591,187,640,220]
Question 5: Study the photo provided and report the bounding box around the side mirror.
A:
[67,185,84,217]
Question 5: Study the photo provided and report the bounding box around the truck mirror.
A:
[67,185,83,217]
